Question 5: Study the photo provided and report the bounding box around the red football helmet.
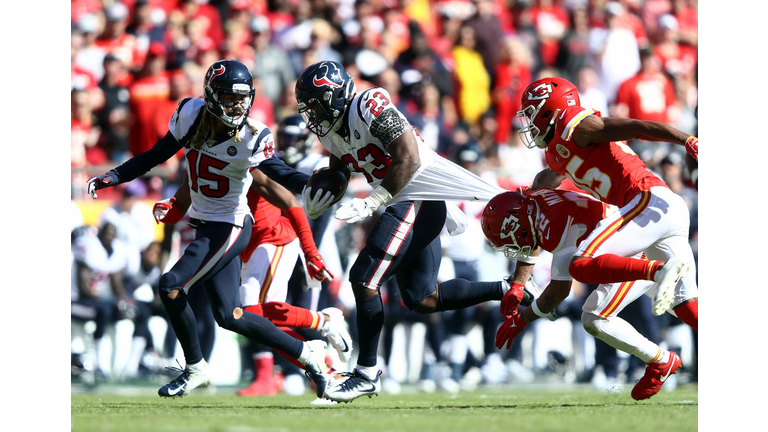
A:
[481,191,540,260]
[517,77,580,149]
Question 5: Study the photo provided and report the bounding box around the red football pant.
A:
[569,255,662,285]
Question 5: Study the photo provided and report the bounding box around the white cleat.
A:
[158,362,211,398]
[320,307,353,363]
[324,370,382,403]
[303,340,331,398]
[651,257,691,316]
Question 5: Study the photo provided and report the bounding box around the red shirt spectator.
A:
[174,0,225,49]
[614,50,676,124]
[529,0,570,67]
[492,37,533,144]
[95,2,142,72]
[127,42,170,157]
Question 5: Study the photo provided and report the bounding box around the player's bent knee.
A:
[412,297,439,315]
[581,312,603,337]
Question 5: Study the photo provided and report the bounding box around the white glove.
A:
[86,170,119,199]
[335,185,392,224]
[302,186,335,219]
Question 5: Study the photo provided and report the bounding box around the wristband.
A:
[531,300,549,319]
[162,203,183,225]
[368,185,393,209]
[285,206,318,255]
[685,136,697,146]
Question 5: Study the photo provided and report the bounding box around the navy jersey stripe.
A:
[252,126,271,156]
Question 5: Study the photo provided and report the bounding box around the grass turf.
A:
[71,384,697,432]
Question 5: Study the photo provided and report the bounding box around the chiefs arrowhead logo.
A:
[526,83,554,101]
[499,214,521,240]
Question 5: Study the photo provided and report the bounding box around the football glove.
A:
[495,311,529,350]
[153,197,177,224]
[685,136,698,161]
[86,170,119,199]
[335,185,392,224]
[305,253,334,282]
[500,282,526,317]
[302,187,335,219]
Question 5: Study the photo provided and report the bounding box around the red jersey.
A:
[524,187,611,281]
[240,190,297,263]
[544,106,667,207]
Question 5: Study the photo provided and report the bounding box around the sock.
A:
[649,348,670,365]
[160,292,204,365]
[569,255,662,284]
[437,279,504,311]
[186,358,208,371]
[673,299,698,332]
[245,302,324,330]
[355,364,379,380]
[355,293,385,367]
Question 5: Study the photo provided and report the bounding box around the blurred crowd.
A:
[71,0,698,395]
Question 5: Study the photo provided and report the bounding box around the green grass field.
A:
[71,384,697,432]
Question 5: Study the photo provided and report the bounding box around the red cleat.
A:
[237,377,277,396]
[631,351,682,400]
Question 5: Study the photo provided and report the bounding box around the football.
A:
[306,167,349,204]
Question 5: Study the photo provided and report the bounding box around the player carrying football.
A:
[294,60,538,403]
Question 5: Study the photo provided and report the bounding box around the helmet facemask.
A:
[206,83,254,128]
[517,100,559,149]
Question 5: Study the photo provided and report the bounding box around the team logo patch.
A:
[556,144,570,159]
[312,62,342,88]
[526,83,554,101]
[206,64,225,86]
[227,146,237,156]
[354,130,360,139]
[499,214,521,240]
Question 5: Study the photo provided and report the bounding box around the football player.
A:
[482,188,695,400]
[87,60,333,399]
[294,61,533,403]
[514,76,699,397]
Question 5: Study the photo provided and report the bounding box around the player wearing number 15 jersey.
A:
[87,60,333,400]
[294,61,522,403]
[517,76,699,328]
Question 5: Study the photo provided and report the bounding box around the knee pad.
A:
[159,272,182,295]
[581,312,603,337]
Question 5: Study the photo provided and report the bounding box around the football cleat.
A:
[320,307,353,363]
[631,351,682,400]
[324,370,382,403]
[303,340,331,398]
[158,362,211,398]
[651,258,691,316]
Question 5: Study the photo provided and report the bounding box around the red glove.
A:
[153,197,182,224]
[500,282,525,317]
[685,136,698,161]
[305,253,333,282]
[495,311,529,350]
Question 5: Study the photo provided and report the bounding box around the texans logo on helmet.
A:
[499,214,521,240]
[312,63,342,88]
[207,65,225,86]
[526,83,554,101]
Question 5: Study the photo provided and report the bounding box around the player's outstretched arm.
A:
[573,116,696,158]
[251,169,333,281]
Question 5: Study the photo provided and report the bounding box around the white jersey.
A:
[317,87,504,204]
[168,98,274,227]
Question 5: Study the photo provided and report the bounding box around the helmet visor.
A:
[298,98,336,137]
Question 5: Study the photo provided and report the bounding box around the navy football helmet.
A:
[276,114,313,168]
[295,61,356,137]
[203,59,255,127]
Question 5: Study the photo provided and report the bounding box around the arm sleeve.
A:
[255,156,310,195]
[113,132,183,184]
